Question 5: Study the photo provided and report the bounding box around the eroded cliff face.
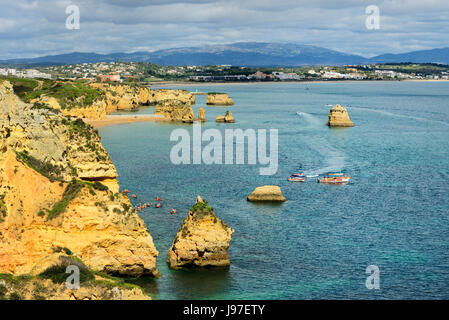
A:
[0,80,159,278]
[326,104,354,127]
[26,81,195,121]
[142,89,195,106]
[91,83,141,113]
[154,99,194,122]
[167,196,234,269]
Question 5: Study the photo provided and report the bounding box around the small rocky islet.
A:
[167,196,234,269]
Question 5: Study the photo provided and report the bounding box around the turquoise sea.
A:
[99,81,449,299]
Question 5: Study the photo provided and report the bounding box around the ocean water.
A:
[99,81,449,299]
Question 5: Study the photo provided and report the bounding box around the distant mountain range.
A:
[1,42,449,67]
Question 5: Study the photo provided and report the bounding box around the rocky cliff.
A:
[154,99,194,122]
[13,77,195,121]
[206,93,234,106]
[0,254,150,300]
[167,196,234,269]
[326,104,354,127]
[0,80,159,279]
[141,88,195,106]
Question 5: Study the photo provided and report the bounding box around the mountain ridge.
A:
[1,42,448,67]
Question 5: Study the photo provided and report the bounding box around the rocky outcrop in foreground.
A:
[216,110,235,123]
[0,254,150,300]
[206,93,234,106]
[167,196,234,269]
[326,104,354,127]
[0,80,159,278]
[247,185,286,202]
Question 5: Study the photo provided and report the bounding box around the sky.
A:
[0,0,448,59]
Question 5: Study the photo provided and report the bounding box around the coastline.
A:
[84,114,167,127]
[149,79,449,87]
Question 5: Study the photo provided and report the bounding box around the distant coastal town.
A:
[1,61,449,84]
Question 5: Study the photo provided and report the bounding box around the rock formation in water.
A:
[167,196,234,269]
[0,80,159,279]
[216,110,235,123]
[141,89,195,106]
[155,99,194,122]
[206,93,234,106]
[326,104,354,127]
[247,185,286,202]
[197,107,206,122]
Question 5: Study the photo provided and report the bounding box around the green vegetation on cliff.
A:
[46,180,84,220]
[16,151,63,182]
[0,76,103,110]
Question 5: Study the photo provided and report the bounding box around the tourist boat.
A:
[132,194,137,198]
[155,203,161,208]
[318,173,351,184]
[155,196,162,201]
[288,172,306,182]
[122,189,131,194]
[170,209,177,215]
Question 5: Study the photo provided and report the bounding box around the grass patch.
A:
[38,256,94,284]
[15,151,63,182]
[92,181,108,191]
[46,180,83,220]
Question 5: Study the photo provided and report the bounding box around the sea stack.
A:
[216,110,235,123]
[154,99,194,122]
[206,93,234,106]
[326,104,354,127]
[167,196,234,269]
[247,185,286,202]
[197,107,206,122]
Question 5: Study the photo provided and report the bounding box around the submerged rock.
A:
[206,93,234,106]
[247,185,286,202]
[167,196,234,269]
[326,104,354,127]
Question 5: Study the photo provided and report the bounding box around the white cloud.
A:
[0,0,448,59]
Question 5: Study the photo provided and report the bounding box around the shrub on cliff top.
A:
[39,256,94,284]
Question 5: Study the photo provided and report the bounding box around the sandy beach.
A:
[84,114,167,127]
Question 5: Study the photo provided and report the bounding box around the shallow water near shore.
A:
[99,81,449,299]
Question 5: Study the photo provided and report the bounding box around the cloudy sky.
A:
[0,0,448,59]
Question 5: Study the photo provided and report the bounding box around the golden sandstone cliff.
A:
[206,93,234,106]
[326,104,354,127]
[0,80,159,284]
[167,196,234,269]
[30,81,195,121]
